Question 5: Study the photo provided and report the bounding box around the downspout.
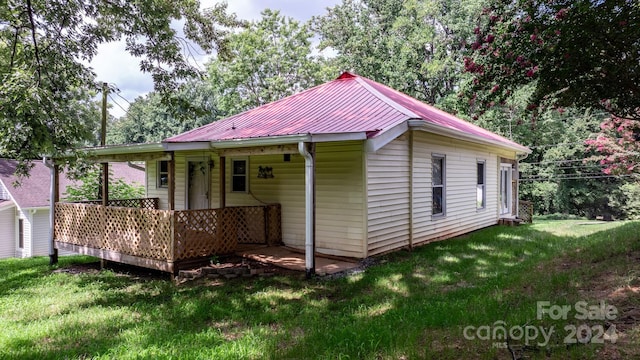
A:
[408,130,414,249]
[515,152,529,219]
[298,141,315,278]
[43,157,58,265]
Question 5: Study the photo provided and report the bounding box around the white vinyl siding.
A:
[0,207,15,259]
[366,135,411,256]
[30,209,51,256]
[411,132,512,244]
[224,153,305,249]
[315,142,365,257]
[144,146,363,257]
[141,133,518,259]
[220,142,366,258]
[146,161,168,210]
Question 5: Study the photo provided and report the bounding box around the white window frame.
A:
[432,154,446,216]
[157,160,168,189]
[477,160,486,210]
[500,163,513,215]
[231,158,249,193]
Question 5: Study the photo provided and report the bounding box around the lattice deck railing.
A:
[79,198,159,209]
[54,202,282,269]
[518,200,534,223]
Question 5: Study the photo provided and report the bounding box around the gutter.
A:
[170,135,311,151]
[56,143,166,159]
[43,157,58,265]
[163,132,369,152]
[298,141,316,278]
[88,143,166,156]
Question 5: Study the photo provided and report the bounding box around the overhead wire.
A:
[108,93,129,116]
[520,174,635,181]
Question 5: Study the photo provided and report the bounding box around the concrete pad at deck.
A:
[237,246,359,275]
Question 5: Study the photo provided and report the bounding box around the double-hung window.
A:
[432,155,445,216]
[231,159,248,192]
[157,161,168,188]
[477,161,486,209]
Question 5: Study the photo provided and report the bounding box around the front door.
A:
[500,164,512,215]
[187,160,209,210]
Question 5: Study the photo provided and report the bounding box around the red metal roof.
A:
[165,72,528,152]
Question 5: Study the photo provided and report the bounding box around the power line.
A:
[521,164,607,170]
[108,94,129,116]
[520,174,634,181]
[522,154,640,166]
[522,159,601,165]
[527,140,623,149]
[112,90,133,106]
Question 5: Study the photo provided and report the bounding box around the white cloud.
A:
[92,0,341,118]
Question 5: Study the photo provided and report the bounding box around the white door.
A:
[500,164,512,215]
[187,160,209,210]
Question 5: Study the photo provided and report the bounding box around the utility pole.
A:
[101,82,108,146]
[100,82,109,206]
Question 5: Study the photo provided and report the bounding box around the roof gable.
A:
[165,72,528,153]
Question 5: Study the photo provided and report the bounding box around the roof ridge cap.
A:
[353,76,420,119]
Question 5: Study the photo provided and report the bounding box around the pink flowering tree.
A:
[464,0,640,121]
[586,116,640,175]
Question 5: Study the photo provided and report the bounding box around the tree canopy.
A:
[108,83,217,145]
[0,0,240,175]
[465,0,640,120]
[207,9,334,116]
[314,0,484,106]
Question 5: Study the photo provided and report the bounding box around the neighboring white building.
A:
[0,160,145,259]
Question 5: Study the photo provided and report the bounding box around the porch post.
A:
[219,156,226,208]
[101,163,109,206]
[514,161,520,217]
[298,142,316,278]
[54,164,60,203]
[46,159,59,265]
[168,152,175,210]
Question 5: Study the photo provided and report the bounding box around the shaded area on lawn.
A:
[0,220,638,359]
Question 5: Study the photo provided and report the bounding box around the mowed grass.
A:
[1,220,639,359]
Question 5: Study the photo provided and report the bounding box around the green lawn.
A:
[1,220,639,359]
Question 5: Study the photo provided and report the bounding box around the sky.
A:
[91,0,341,118]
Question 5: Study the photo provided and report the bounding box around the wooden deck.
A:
[54,199,282,274]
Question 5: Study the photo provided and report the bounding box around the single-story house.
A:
[0,159,144,259]
[53,72,530,275]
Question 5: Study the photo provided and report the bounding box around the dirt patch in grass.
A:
[52,261,102,275]
[52,261,170,281]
